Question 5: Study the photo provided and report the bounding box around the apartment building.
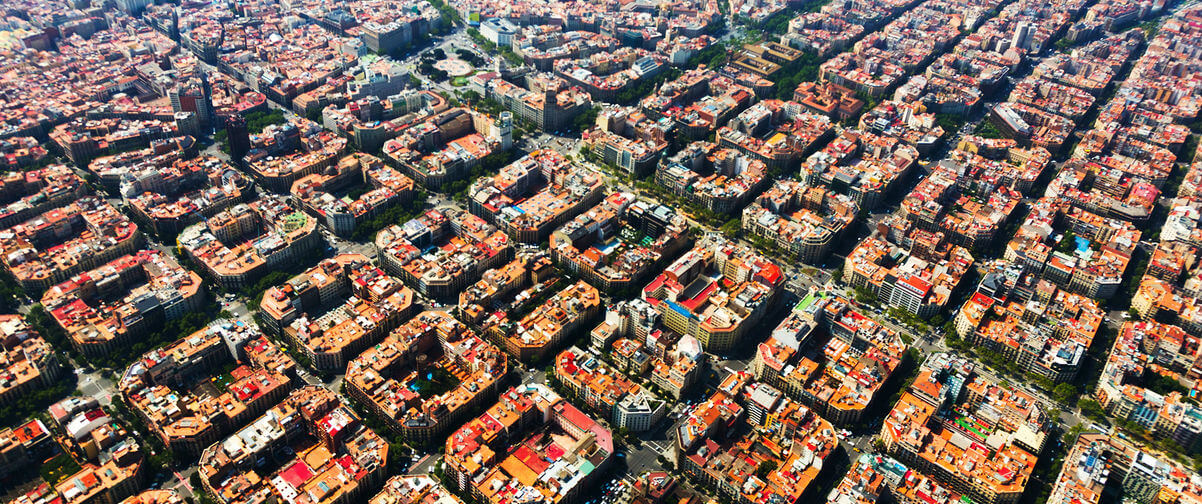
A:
[0,419,53,479]
[585,105,670,177]
[468,149,605,243]
[715,99,834,173]
[643,237,782,353]
[370,475,464,504]
[0,315,62,407]
[278,260,417,372]
[799,129,919,210]
[345,311,507,445]
[126,156,254,238]
[555,346,667,432]
[382,108,509,191]
[549,192,690,292]
[879,353,1047,504]
[178,195,321,289]
[658,142,770,215]
[242,118,349,193]
[0,164,88,229]
[375,207,512,300]
[43,250,204,358]
[485,280,602,362]
[741,181,858,263]
[1049,433,1202,504]
[480,75,593,132]
[1095,320,1202,453]
[291,153,416,236]
[0,197,142,293]
[1004,197,1138,299]
[828,452,965,504]
[198,386,390,504]
[444,385,614,504]
[458,250,555,325]
[954,270,1104,383]
[753,288,907,426]
[119,319,291,457]
[844,235,973,318]
[677,372,838,504]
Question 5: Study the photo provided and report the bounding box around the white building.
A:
[480,18,518,46]
[616,392,667,432]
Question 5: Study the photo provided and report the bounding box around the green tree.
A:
[755,460,778,479]
[762,11,792,35]
[852,286,878,306]
[974,120,1006,139]
[572,106,601,134]
[350,191,428,241]
[1052,383,1079,406]
[0,269,25,312]
[935,113,965,135]
[1139,19,1160,38]
[721,219,741,240]
[1055,230,1078,254]
[389,441,410,470]
[244,110,286,134]
[687,42,728,70]
[40,453,81,484]
[1078,399,1106,422]
[1146,373,1189,396]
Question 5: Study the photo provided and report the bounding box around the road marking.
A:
[176,471,193,493]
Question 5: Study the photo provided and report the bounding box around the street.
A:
[76,370,115,406]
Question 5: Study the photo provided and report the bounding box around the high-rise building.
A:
[225,115,250,161]
[1012,21,1034,51]
[116,0,150,14]
[199,67,214,128]
[490,111,513,150]
[168,8,179,40]
[170,74,215,132]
